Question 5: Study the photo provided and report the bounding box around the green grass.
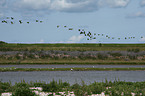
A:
[0,59,145,65]
[0,67,145,72]
[0,43,145,65]
[1,79,145,96]
[0,43,145,51]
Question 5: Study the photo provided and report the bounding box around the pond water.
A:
[0,71,145,85]
[0,64,145,68]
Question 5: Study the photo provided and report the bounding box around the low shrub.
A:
[0,81,12,94]
[12,82,36,96]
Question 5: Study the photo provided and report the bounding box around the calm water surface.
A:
[0,71,145,85]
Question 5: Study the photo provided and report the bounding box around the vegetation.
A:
[0,42,145,51]
[0,67,145,72]
[0,42,145,64]
[0,80,145,96]
[0,41,7,44]
[12,82,36,96]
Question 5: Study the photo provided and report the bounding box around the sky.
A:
[0,0,145,44]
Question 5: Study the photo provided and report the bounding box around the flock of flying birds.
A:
[57,25,144,41]
[1,17,43,24]
[0,16,144,42]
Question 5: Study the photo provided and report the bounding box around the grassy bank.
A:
[0,59,145,65]
[1,43,145,65]
[0,67,145,72]
[0,43,145,51]
[0,79,145,96]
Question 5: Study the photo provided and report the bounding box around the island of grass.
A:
[0,41,145,65]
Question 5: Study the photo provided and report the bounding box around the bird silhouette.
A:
[11,17,14,20]
[2,20,7,23]
[11,21,14,24]
[56,25,144,42]
[1,16,44,25]
[57,25,59,28]
[69,28,73,30]
[93,37,96,39]
[6,17,10,19]
[19,20,22,24]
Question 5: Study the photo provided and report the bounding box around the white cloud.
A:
[68,35,84,43]
[49,35,84,43]
[14,0,51,10]
[127,12,145,18]
[50,0,98,12]
[0,0,131,17]
[0,0,8,18]
[140,0,145,7]
[11,0,131,15]
[12,0,99,13]
[38,39,45,43]
[98,0,130,8]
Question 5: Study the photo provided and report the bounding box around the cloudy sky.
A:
[0,0,145,43]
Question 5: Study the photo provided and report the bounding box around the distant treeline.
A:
[0,41,145,47]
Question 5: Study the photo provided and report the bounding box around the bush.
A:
[30,82,45,87]
[128,55,136,60]
[89,82,105,94]
[0,41,7,44]
[127,48,140,53]
[97,53,108,60]
[98,43,102,47]
[12,82,36,96]
[71,83,82,96]
[42,80,70,92]
[134,48,140,53]
[109,52,122,57]
[0,81,12,94]
[42,80,58,92]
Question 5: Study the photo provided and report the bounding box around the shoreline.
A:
[0,60,145,65]
[0,67,145,72]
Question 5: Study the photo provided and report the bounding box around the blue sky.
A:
[0,0,145,43]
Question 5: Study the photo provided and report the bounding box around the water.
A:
[0,64,145,68]
[1,65,145,85]
[0,71,145,85]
